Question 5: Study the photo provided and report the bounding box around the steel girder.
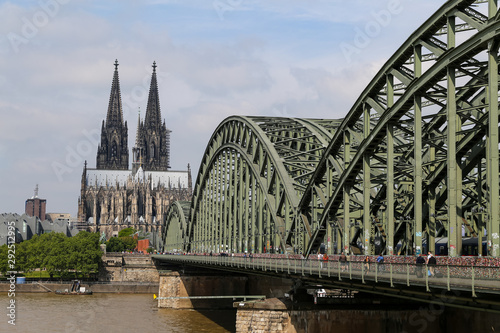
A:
[187,116,341,254]
[300,0,500,257]
[163,0,500,258]
[162,201,190,253]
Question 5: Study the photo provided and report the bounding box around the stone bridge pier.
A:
[157,265,293,309]
[155,263,500,333]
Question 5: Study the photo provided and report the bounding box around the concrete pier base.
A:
[158,271,248,309]
[234,298,500,333]
[157,270,293,310]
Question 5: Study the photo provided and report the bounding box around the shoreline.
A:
[0,281,158,294]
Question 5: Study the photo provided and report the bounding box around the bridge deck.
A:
[153,254,500,291]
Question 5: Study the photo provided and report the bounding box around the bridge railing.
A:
[156,254,500,296]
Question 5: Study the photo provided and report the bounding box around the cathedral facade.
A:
[78,60,192,238]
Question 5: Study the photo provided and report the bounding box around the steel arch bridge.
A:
[162,0,500,258]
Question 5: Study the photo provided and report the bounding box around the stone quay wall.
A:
[99,253,160,283]
[0,281,158,294]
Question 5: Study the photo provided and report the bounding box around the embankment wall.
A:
[0,282,158,293]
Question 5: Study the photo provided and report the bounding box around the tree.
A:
[24,234,44,273]
[0,245,8,275]
[70,232,102,278]
[45,233,71,279]
[0,231,103,279]
[120,236,138,251]
[118,227,136,238]
[106,237,125,253]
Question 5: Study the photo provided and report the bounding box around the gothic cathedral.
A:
[78,60,192,239]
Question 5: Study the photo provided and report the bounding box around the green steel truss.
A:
[186,116,342,254]
[163,0,500,258]
[162,201,190,252]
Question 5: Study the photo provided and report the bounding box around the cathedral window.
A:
[150,143,155,158]
[111,142,117,158]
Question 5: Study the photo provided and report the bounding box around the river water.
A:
[0,293,236,333]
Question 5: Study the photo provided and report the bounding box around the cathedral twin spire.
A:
[106,60,125,127]
[97,60,170,172]
[96,60,128,170]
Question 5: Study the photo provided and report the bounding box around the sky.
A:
[0,0,445,217]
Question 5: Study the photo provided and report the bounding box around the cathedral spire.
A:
[144,61,162,130]
[132,108,144,174]
[106,59,124,127]
[135,62,170,171]
[135,107,141,147]
[96,60,129,170]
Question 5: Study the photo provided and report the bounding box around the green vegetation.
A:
[0,231,102,279]
[118,227,136,238]
[105,228,138,252]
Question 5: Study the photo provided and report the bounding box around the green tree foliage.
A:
[106,237,125,253]
[118,227,136,238]
[0,245,8,274]
[45,233,70,278]
[121,236,138,251]
[24,234,45,272]
[105,235,138,252]
[71,232,102,277]
[0,232,102,278]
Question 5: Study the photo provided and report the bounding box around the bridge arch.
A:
[188,116,341,254]
[299,0,500,257]
[161,0,500,258]
[162,201,190,253]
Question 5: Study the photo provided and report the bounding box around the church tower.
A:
[96,60,129,170]
[134,62,170,172]
[79,60,192,239]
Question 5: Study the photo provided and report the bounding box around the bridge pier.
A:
[235,297,500,333]
[158,270,248,309]
[157,267,293,309]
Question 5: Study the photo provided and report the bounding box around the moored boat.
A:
[55,280,92,295]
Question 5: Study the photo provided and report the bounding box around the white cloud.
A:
[0,0,444,216]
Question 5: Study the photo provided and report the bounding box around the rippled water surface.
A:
[0,293,236,333]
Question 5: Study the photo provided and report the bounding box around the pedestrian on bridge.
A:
[416,253,425,277]
[376,254,384,272]
[339,252,347,271]
[363,256,370,275]
[427,252,436,277]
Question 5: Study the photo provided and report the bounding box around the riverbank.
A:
[0,281,158,293]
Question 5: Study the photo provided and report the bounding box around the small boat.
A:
[55,290,93,295]
[55,280,93,295]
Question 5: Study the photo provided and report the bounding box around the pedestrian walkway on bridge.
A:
[154,253,500,299]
